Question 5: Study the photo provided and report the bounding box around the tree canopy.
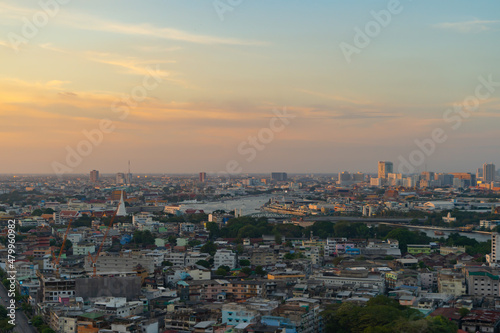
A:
[322,295,457,333]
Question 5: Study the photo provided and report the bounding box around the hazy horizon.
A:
[1,1,499,174]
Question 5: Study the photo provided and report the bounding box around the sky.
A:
[1,0,500,175]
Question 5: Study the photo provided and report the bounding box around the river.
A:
[406,226,491,243]
[179,194,273,216]
[180,195,493,243]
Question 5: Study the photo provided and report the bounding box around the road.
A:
[0,280,37,333]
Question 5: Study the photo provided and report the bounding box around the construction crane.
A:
[88,205,120,277]
[52,218,73,278]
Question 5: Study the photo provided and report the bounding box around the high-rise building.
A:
[450,173,476,187]
[337,171,352,185]
[477,168,483,180]
[90,170,99,183]
[421,171,435,181]
[352,172,365,182]
[483,163,496,182]
[436,173,454,186]
[378,161,393,179]
[338,171,351,182]
[199,172,207,183]
[116,173,126,185]
[271,172,288,181]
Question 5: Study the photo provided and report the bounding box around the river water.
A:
[180,194,492,243]
[180,194,273,216]
[405,226,491,243]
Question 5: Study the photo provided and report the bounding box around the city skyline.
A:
[1,1,500,174]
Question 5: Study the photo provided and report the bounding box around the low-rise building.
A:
[438,271,466,296]
[214,249,237,269]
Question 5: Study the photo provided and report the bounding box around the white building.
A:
[73,243,96,256]
[165,252,186,266]
[442,213,457,223]
[423,201,455,210]
[133,212,154,226]
[481,220,500,230]
[145,250,165,267]
[214,249,237,269]
[490,233,500,266]
[93,297,143,318]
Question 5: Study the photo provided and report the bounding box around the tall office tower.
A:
[116,173,126,185]
[352,172,365,182]
[378,161,393,179]
[421,171,435,181]
[436,173,454,186]
[90,170,99,183]
[483,163,496,182]
[477,168,483,180]
[338,171,351,184]
[199,172,207,183]
[271,172,288,181]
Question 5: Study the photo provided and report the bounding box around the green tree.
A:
[167,235,177,246]
[31,316,44,327]
[235,244,244,254]
[142,230,155,245]
[459,307,470,317]
[215,267,229,276]
[196,260,210,268]
[42,328,56,333]
[274,233,282,245]
[205,222,220,239]
[201,241,217,256]
[255,266,266,276]
[31,209,43,216]
[239,259,250,267]
[188,240,202,247]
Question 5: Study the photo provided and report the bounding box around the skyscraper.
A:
[90,170,99,183]
[352,172,365,182]
[338,171,351,185]
[271,172,288,181]
[116,173,126,185]
[483,163,496,182]
[477,167,483,180]
[378,161,393,179]
[199,172,206,183]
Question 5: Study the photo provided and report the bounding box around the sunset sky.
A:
[1,0,499,174]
